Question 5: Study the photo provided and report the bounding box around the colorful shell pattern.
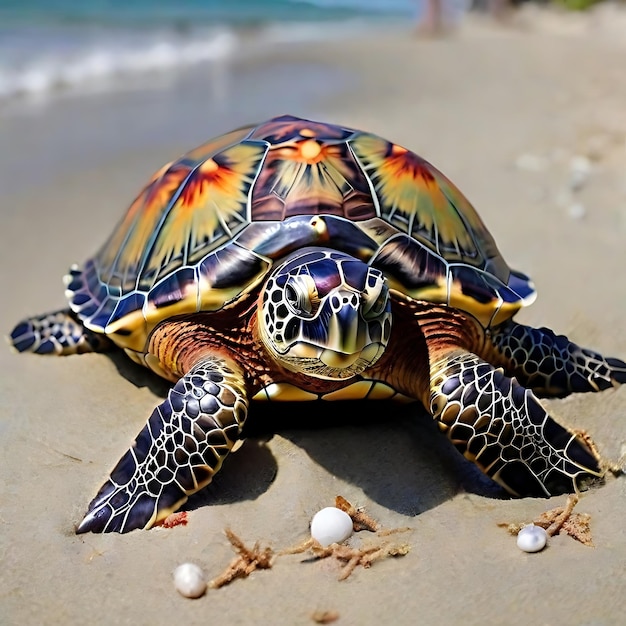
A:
[66,115,536,364]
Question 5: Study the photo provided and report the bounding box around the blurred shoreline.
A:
[3,2,625,106]
[0,0,413,104]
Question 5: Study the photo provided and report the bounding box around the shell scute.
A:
[233,215,323,259]
[96,160,189,292]
[448,265,535,327]
[105,292,146,349]
[197,244,270,312]
[108,292,145,327]
[349,132,508,282]
[67,259,105,322]
[87,298,117,333]
[147,267,196,310]
[320,215,381,261]
[373,234,449,299]
[249,129,374,221]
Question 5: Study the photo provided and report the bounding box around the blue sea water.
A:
[0,0,415,101]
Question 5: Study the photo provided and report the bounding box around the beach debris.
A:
[282,536,410,582]
[209,528,274,589]
[282,496,411,581]
[173,563,207,598]
[334,495,380,532]
[516,524,548,553]
[159,511,189,529]
[310,507,354,547]
[311,610,340,624]
[500,494,594,547]
[531,495,593,546]
[311,539,410,582]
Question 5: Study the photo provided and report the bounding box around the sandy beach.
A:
[1,6,626,625]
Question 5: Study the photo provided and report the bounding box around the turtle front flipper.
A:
[429,349,604,497]
[491,320,626,396]
[77,355,248,534]
[9,309,111,355]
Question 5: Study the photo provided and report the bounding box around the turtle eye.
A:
[284,276,318,318]
[362,278,389,320]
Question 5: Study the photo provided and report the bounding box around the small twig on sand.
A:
[542,494,579,537]
[309,540,411,581]
[208,528,274,588]
[334,495,379,532]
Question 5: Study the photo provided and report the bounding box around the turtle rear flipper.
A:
[9,310,111,356]
[429,349,605,497]
[77,355,248,534]
[491,321,626,396]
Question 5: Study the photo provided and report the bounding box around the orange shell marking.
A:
[201,158,220,174]
[298,139,324,163]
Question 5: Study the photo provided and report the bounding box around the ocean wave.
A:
[0,29,238,102]
[0,17,394,104]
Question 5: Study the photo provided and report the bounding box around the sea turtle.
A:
[10,114,625,534]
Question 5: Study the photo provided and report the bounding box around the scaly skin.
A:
[490,320,626,396]
[9,309,112,355]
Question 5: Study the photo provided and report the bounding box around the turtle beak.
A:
[321,290,367,366]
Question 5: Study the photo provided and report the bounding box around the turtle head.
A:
[258,248,392,380]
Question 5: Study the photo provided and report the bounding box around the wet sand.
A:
[1,8,626,625]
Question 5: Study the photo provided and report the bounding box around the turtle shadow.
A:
[253,401,508,517]
[184,437,279,511]
[104,349,171,397]
[201,400,507,517]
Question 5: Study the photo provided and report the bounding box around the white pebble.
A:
[311,507,353,547]
[173,563,207,598]
[516,524,548,553]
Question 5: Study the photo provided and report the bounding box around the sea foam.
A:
[0,28,238,101]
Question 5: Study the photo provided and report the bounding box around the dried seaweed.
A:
[209,528,274,588]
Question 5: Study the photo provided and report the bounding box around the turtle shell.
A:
[66,114,535,362]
